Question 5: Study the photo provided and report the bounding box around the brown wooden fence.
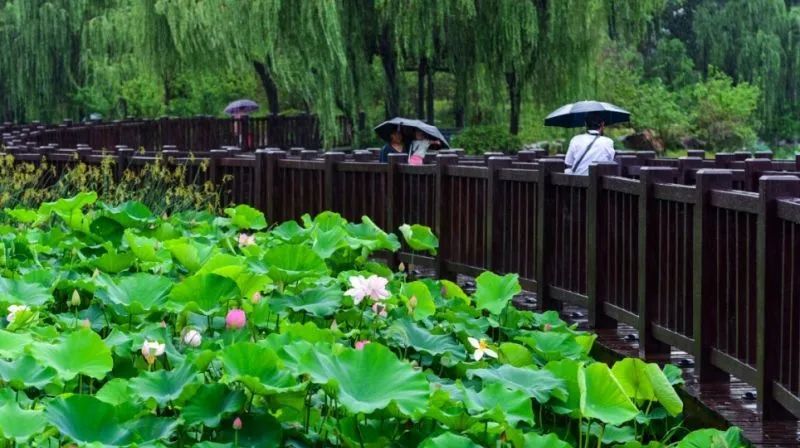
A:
[0,115,353,151]
[5,145,800,421]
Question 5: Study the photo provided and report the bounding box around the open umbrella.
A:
[374,117,450,148]
[544,101,630,128]
[224,99,259,116]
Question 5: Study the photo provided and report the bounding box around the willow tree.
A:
[693,0,797,139]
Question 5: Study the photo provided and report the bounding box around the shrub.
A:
[451,125,523,154]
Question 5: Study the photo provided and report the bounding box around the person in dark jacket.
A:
[379,129,406,163]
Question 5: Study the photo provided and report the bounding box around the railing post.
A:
[757,175,800,419]
[263,149,285,223]
[638,167,678,361]
[714,153,735,168]
[744,158,772,192]
[694,169,733,382]
[323,152,345,211]
[253,149,268,213]
[116,147,133,181]
[587,162,619,329]
[678,156,703,185]
[435,154,458,280]
[386,153,405,270]
[536,159,565,311]
[486,156,512,271]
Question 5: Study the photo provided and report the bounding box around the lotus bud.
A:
[330,319,338,331]
[251,291,262,305]
[355,340,371,350]
[183,329,202,347]
[225,309,247,329]
[70,290,81,307]
[232,417,243,430]
[544,323,552,332]
[406,295,417,314]
[80,319,91,328]
[160,320,167,328]
[398,262,405,272]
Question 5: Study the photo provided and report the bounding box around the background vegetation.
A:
[0,0,797,152]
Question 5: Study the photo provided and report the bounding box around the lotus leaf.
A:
[522,432,571,448]
[100,201,155,228]
[517,331,586,362]
[676,427,744,447]
[30,328,113,381]
[225,204,267,230]
[0,402,47,443]
[498,342,534,367]
[182,383,246,428]
[169,273,239,315]
[419,432,481,448]
[0,277,51,306]
[0,330,33,357]
[220,342,301,395]
[399,223,439,254]
[386,318,467,359]
[440,279,469,305]
[129,362,198,405]
[401,280,436,320]
[612,358,683,416]
[462,381,535,426]
[271,220,309,243]
[544,359,582,416]
[269,286,343,317]
[263,244,328,284]
[94,272,173,314]
[346,216,401,252]
[164,238,216,272]
[473,271,520,315]
[467,364,566,403]
[215,412,283,448]
[0,354,56,389]
[579,362,639,426]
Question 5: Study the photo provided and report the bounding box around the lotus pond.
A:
[0,192,742,447]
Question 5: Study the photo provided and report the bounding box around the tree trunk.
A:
[426,63,434,125]
[253,61,280,115]
[379,27,400,118]
[506,72,521,135]
[453,73,467,128]
[417,58,426,119]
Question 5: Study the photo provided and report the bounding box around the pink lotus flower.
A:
[238,233,255,247]
[344,275,390,305]
[372,302,388,317]
[232,416,243,430]
[251,291,262,304]
[80,319,91,328]
[226,309,247,329]
[355,340,371,350]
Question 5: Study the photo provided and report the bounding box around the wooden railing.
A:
[0,115,353,151]
[5,144,800,420]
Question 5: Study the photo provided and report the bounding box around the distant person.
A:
[379,129,406,163]
[564,112,615,175]
[407,130,440,165]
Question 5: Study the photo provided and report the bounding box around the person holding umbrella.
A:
[379,129,406,163]
[544,101,630,175]
[374,117,450,164]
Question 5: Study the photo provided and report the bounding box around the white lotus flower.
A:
[182,329,202,347]
[344,275,390,305]
[141,339,166,365]
[238,233,255,247]
[6,305,30,323]
[468,337,497,361]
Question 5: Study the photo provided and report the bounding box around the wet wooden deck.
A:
[507,290,800,447]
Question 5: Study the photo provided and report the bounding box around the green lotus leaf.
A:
[215,412,282,448]
[94,273,173,314]
[498,342,534,367]
[419,432,481,448]
[0,330,33,357]
[100,201,155,228]
[401,280,435,320]
[197,254,271,299]
[269,286,343,317]
[224,204,267,230]
[586,422,637,444]
[126,415,180,446]
[124,229,170,263]
[5,208,38,224]
[385,318,466,359]
[441,279,469,305]
[305,211,347,231]
[312,226,348,259]
[220,342,301,395]
[462,381,535,426]
[169,273,239,315]
[271,220,309,243]
[95,378,142,421]
[544,359,582,417]
[182,383,246,428]
[0,402,47,443]
[92,249,136,273]
[676,427,745,448]
[30,328,113,381]
[473,271,520,315]
[517,331,586,362]
[346,216,401,252]
[579,362,639,426]
[295,342,429,416]
[0,354,56,389]
[45,395,129,446]
[399,223,438,254]
[263,244,328,284]
[0,277,51,306]
[663,364,685,385]
[522,432,571,448]
[467,364,566,404]
[129,362,198,406]
[38,192,97,219]
[164,238,216,272]
[611,358,683,416]
[89,216,125,246]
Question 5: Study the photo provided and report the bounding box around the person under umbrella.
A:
[224,99,259,148]
[374,117,449,164]
[544,100,629,175]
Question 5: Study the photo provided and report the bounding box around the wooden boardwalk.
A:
[509,291,800,447]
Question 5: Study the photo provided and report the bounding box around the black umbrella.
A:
[374,117,450,148]
[544,101,630,128]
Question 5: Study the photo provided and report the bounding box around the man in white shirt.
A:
[564,112,615,175]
